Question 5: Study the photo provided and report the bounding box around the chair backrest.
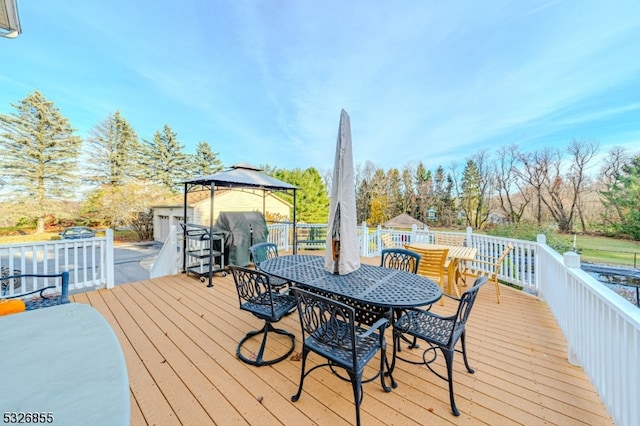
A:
[229,265,277,317]
[413,248,449,283]
[381,233,395,249]
[1,272,69,307]
[434,233,466,246]
[477,243,515,279]
[249,242,279,269]
[454,276,488,330]
[380,248,421,273]
[292,288,358,358]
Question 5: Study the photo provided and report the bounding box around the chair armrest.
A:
[4,285,57,300]
[464,257,496,270]
[358,317,389,339]
[441,292,461,303]
[1,272,70,309]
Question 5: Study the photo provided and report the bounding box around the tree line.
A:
[351,141,640,240]
[1,90,639,240]
[0,90,330,233]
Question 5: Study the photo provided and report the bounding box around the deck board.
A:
[70,256,614,425]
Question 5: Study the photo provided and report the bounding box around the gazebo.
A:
[383,212,428,229]
[181,163,299,286]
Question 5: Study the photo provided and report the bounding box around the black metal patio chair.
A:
[392,276,488,416]
[1,272,70,311]
[229,265,296,366]
[249,242,290,291]
[380,248,421,273]
[290,288,392,426]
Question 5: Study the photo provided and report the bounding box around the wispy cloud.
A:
[1,0,639,172]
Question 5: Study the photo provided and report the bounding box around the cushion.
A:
[0,299,26,316]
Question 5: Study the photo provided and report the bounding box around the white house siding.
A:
[152,208,188,242]
[152,190,291,242]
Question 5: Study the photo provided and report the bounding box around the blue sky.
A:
[2,0,639,172]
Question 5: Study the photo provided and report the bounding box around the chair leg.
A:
[291,348,310,402]
[237,321,295,366]
[442,348,460,416]
[493,277,501,303]
[349,372,364,426]
[460,332,475,374]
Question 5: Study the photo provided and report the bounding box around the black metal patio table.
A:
[260,254,442,385]
[260,254,442,309]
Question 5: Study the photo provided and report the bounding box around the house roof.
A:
[383,213,428,229]
[153,190,212,208]
[183,163,298,192]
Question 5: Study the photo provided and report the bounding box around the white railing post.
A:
[105,229,115,289]
[361,221,369,257]
[563,251,581,366]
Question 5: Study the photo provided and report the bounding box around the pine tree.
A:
[273,167,329,223]
[85,111,140,186]
[0,90,81,232]
[83,111,146,226]
[191,141,224,177]
[600,154,640,240]
[140,124,190,192]
[460,160,482,228]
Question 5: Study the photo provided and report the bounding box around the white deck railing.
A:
[536,236,640,426]
[0,229,115,295]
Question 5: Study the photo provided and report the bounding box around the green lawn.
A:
[575,235,640,267]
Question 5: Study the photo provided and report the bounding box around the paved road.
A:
[114,241,163,285]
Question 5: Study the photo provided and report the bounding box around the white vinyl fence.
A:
[0,229,115,295]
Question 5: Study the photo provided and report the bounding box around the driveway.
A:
[114,241,163,285]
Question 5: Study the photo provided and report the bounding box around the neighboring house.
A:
[382,212,428,229]
[152,189,292,242]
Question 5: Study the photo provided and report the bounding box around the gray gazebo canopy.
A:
[184,162,298,192]
[181,163,300,270]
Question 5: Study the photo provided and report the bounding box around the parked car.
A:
[59,226,96,239]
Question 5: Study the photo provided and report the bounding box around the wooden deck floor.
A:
[70,256,614,425]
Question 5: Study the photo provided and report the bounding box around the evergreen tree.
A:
[0,90,81,232]
[272,167,329,223]
[82,111,141,226]
[460,160,482,228]
[386,168,403,220]
[600,154,640,239]
[191,141,224,177]
[85,111,140,187]
[433,165,455,226]
[414,162,433,223]
[140,124,190,192]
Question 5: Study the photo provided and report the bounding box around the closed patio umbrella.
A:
[325,109,360,275]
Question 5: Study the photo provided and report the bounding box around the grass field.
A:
[575,235,640,267]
